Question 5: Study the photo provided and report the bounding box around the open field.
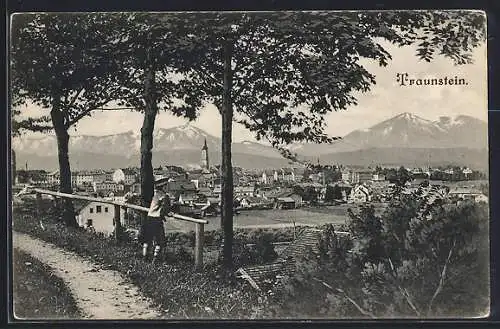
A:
[165,207,352,233]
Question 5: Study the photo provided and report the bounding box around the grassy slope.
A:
[12,201,266,319]
[12,248,82,320]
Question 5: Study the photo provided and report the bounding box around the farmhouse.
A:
[198,187,213,197]
[272,190,303,209]
[448,188,488,203]
[275,197,296,209]
[178,192,199,205]
[239,196,271,209]
[348,184,372,204]
[76,201,126,235]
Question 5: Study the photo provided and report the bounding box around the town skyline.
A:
[15,40,487,142]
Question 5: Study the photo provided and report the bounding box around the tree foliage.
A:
[272,186,489,318]
[325,184,343,202]
[11,13,124,225]
[12,11,486,264]
[108,13,195,208]
[157,10,485,267]
[386,166,413,186]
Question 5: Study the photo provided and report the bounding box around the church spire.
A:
[201,138,209,170]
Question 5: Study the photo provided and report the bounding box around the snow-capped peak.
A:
[397,112,415,119]
[395,112,435,125]
[174,124,205,139]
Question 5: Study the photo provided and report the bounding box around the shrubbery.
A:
[165,225,308,248]
[15,188,486,319]
[266,187,490,318]
[218,233,279,268]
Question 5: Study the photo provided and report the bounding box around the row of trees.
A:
[11,11,485,268]
[377,166,487,182]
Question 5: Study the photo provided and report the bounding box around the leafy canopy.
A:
[11,13,126,129]
[167,10,485,150]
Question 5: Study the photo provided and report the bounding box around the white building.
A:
[76,201,126,236]
[261,170,278,185]
[462,168,473,177]
[372,173,386,181]
[93,181,125,193]
[348,184,372,204]
[280,168,296,183]
[75,171,94,186]
[448,188,488,203]
[47,170,60,186]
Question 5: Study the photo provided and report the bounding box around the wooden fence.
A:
[20,187,208,269]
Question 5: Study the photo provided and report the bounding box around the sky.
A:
[16,36,487,142]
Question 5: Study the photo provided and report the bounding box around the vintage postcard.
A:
[10,10,489,320]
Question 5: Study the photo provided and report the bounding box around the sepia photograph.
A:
[9,10,489,320]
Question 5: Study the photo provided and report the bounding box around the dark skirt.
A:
[139,217,166,246]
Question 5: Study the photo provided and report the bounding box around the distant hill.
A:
[288,113,488,155]
[15,150,293,171]
[12,113,488,171]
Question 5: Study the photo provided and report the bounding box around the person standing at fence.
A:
[140,181,172,262]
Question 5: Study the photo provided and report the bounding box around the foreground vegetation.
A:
[266,187,490,318]
[13,200,271,319]
[13,249,81,320]
[12,186,489,318]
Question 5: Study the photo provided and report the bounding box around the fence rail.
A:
[18,186,208,269]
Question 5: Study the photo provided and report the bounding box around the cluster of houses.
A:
[16,168,141,196]
[15,141,487,236]
[16,164,488,208]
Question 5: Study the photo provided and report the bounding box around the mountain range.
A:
[12,112,488,171]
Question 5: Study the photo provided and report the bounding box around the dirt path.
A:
[12,231,163,320]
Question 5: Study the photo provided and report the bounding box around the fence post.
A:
[35,192,42,213]
[114,204,121,241]
[195,223,204,270]
[36,192,46,230]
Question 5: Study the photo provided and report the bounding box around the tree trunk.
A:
[140,47,158,212]
[50,107,77,227]
[221,40,234,269]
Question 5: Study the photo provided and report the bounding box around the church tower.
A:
[201,138,209,170]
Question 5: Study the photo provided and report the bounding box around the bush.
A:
[270,187,490,318]
[217,233,278,268]
[165,225,314,250]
